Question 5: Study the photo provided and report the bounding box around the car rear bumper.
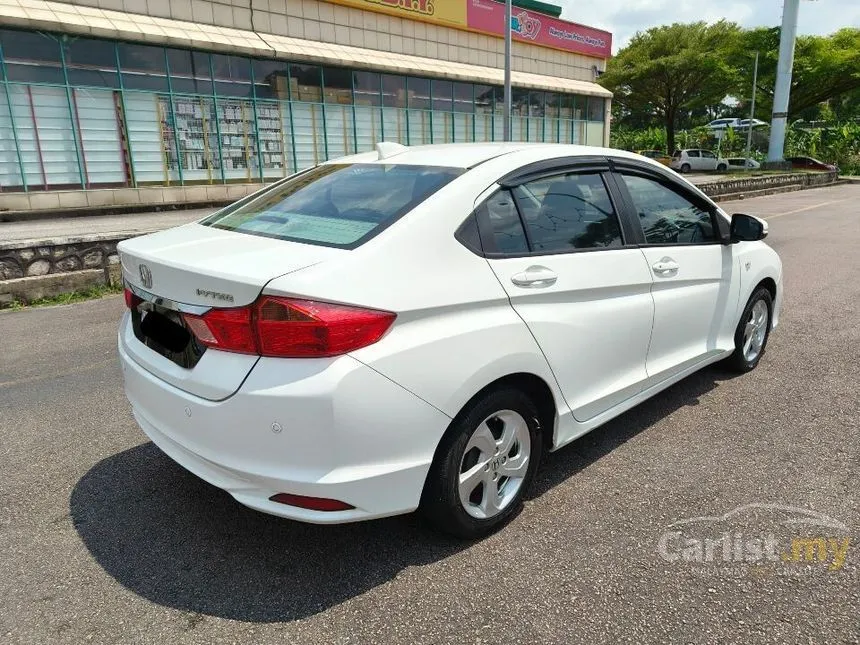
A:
[118,330,452,524]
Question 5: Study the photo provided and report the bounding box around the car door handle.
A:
[511,266,558,288]
[652,258,679,275]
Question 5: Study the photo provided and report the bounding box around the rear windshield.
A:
[201,163,463,248]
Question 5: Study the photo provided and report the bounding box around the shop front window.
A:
[382,74,406,108]
[353,71,380,106]
[211,54,252,97]
[118,43,167,91]
[407,77,430,110]
[252,59,288,100]
[63,37,119,88]
[322,66,352,104]
[168,49,213,95]
[588,96,605,122]
[0,29,63,84]
[290,64,322,103]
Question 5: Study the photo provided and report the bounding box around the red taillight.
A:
[183,306,257,354]
[124,288,142,309]
[181,296,395,358]
[269,493,355,512]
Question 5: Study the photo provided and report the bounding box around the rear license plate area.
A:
[131,302,206,369]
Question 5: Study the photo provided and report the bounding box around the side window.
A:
[512,172,623,252]
[687,150,700,158]
[621,174,717,245]
[476,190,529,254]
[701,151,716,159]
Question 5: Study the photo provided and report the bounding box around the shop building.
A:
[0,0,612,209]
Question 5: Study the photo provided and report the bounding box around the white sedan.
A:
[117,142,783,538]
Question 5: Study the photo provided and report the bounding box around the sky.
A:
[556,0,860,52]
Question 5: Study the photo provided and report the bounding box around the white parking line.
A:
[764,198,851,220]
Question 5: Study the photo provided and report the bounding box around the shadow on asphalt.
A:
[70,365,735,623]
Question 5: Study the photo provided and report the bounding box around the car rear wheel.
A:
[420,388,542,539]
[724,287,773,372]
[681,163,691,173]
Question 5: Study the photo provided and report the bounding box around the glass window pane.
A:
[493,86,506,114]
[290,64,322,102]
[572,95,585,120]
[0,29,63,84]
[431,79,452,111]
[211,54,252,97]
[478,190,529,254]
[168,49,213,95]
[253,59,288,100]
[514,173,623,252]
[453,82,473,113]
[621,175,717,244]
[511,88,528,116]
[382,74,406,108]
[202,163,464,248]
[353,71,380,106]
[118,43,167,91]
[588,97,604,122]
[475,85,493,114]
[529,92,545,117]
[408,77,430,110]
[63,37,118,88]
[322,66,352,104]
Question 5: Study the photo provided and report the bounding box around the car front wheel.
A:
[420,388,543,539]
[717,163,727,171]
[725,287,773,372]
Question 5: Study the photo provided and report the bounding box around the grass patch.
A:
[2,282,123,311]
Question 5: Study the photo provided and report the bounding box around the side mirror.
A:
[730,213,768,242]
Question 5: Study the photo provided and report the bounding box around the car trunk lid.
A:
[118,223,344,400]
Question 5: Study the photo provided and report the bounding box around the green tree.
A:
[599,21,741,152]
[733,27,860,120]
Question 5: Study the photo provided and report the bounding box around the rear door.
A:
[479,161,655,422]
[686,150,701,170]
[611,162,738,384]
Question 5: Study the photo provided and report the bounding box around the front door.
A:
[614,171,738,383]
[479,167,655,423]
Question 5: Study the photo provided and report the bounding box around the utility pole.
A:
[767,0,800,163]
[745,51,759,170]
[503,0,512,142]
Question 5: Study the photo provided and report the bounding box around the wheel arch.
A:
[426,372,559,479]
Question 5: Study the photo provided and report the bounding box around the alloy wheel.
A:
[458,410,531,520]
[743,299,769,362]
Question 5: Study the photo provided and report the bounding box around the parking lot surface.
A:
[1,184,858,644]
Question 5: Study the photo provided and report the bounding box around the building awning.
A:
[0,0,611,98]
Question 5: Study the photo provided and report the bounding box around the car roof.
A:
[327,143,652,170]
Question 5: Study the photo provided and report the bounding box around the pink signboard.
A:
[466,0,612,58]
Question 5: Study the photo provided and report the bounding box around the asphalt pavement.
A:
[1,184,858,644]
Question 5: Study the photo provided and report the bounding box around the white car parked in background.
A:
[707,118,767,131]
[728,157,762,169]
[118,142,783,538]
[671,149,729,173]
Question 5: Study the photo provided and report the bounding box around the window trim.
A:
[610,165,729,248]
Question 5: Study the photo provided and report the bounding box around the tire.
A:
[420,388,543,539]
[724,287,773,372]
[681,163,691,173]
[717,163,728,171]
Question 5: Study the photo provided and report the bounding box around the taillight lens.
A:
[124,288,142,309]
[183,307,257,354]
[182,296,395,358]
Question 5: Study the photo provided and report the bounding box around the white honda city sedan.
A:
[117,143,782,538]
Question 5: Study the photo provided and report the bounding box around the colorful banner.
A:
[466,0,612,58]
[322,0,612,58]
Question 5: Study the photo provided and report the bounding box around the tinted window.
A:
[621,175,717,245]
[476,190,528,254]
[701,151,716,159]
[513,173,623,252]
[202,164,462,248]
[687,150,700,158]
